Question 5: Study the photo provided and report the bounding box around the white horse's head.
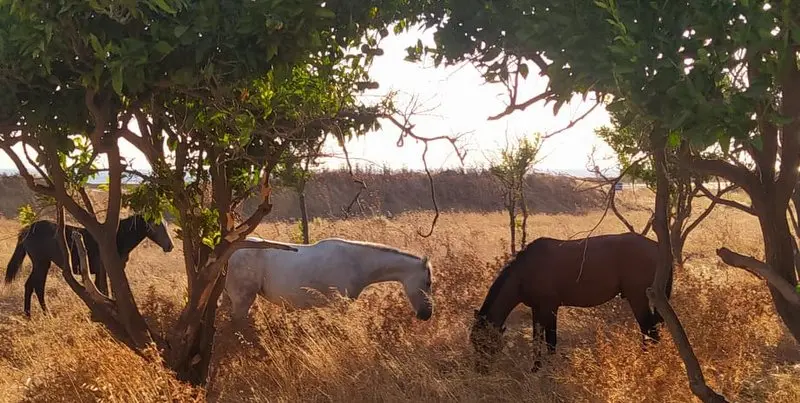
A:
[402,255,434,320]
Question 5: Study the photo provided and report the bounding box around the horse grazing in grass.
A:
[470,232,672,373]
[224,237,434,322]
[4,214,175,317]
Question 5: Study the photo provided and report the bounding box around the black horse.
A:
[4,214,174,317]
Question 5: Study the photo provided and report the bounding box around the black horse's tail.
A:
[5,228,29,283]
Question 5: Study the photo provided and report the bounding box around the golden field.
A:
[0,189,797,402]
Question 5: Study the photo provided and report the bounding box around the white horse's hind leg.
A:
[229,287,258,324]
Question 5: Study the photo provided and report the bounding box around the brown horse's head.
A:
[469,309,506,373]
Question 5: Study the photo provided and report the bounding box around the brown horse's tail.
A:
[5,228,30,283]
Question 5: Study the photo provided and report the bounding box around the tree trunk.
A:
[98,245,156,349]
[755,202,800,342]
[649,130,727,403]
[507,195,517,255]
[299,191,310,244]
[519,187,529,250]
[167,261,225,385]
[670,220,686,267]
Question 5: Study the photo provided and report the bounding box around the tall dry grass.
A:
[0,189,797,402]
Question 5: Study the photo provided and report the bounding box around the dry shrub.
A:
[0,295,201,402]
[0,195,797,402]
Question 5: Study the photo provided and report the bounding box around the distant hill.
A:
[0,169,606,222]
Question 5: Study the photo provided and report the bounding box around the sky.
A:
[0,26,618,177]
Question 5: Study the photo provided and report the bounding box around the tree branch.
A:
[230,239,298,253]
[0,140,55,195]
[687,156,759,196]
[716,247,800,307]
[681,182,738,244]
[695,182,755,215]
[72,231,117,307]
[383,102,468,237]
[487,90,554,121]
[542,98,603,139]
[588,152,651,234]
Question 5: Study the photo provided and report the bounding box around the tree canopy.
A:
[402,1,800,401]
[0,0,426,384]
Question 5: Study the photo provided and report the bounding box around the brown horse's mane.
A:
[477,238,552,316]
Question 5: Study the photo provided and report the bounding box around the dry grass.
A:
[0,188,797,402]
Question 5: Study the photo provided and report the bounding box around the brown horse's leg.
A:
[626,292,660,346]
[531,305,558,372]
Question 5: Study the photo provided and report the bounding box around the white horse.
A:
[224,236,434,322]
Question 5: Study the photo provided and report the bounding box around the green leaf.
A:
[768,114,794,126]
[152,0,177,14]
[315,7,335,19]
[667,131,681,148]
[155,41,173,55]
[112,65,124,95]
[88,34,104,58]
[717,130,731,154]
[174,25,189,38]
[750,136,764,151]
[519,63,529,79]
[668,110,692,130]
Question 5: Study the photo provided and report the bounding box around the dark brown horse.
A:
[470,233,673,373]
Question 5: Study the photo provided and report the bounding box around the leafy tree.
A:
[274,134,328,244]
[0,0,414,385]
[489,134,541,254]
[595,102,735,266]
[404,1,800,401]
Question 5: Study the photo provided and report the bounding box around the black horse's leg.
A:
[24,260,48,317]
[531,305,558,372]
[91,259,109,296]
[23,272,35,318]
[34,265,49,315]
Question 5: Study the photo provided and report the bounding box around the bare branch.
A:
[487,90,554,121]
[231,239,299,253]
[696,182,755,215]
[21,140,53,188]
[334,126,367,219]
[716,247,800,307]
[646,286,729,402]
[687,156,759,196]
[0,138,55,195]
[382,98,468,237]
[72,231,115,306]
[77,187,97,218]
[585,153,651,235]
[681,182,738,244]
[416,141,438,238]
[542,99,603,139]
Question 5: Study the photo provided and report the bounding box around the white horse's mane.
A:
[314,237,425,261]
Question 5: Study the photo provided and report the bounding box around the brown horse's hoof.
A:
[475,364,490,375]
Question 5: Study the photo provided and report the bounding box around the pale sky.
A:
[0,27,617,176]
